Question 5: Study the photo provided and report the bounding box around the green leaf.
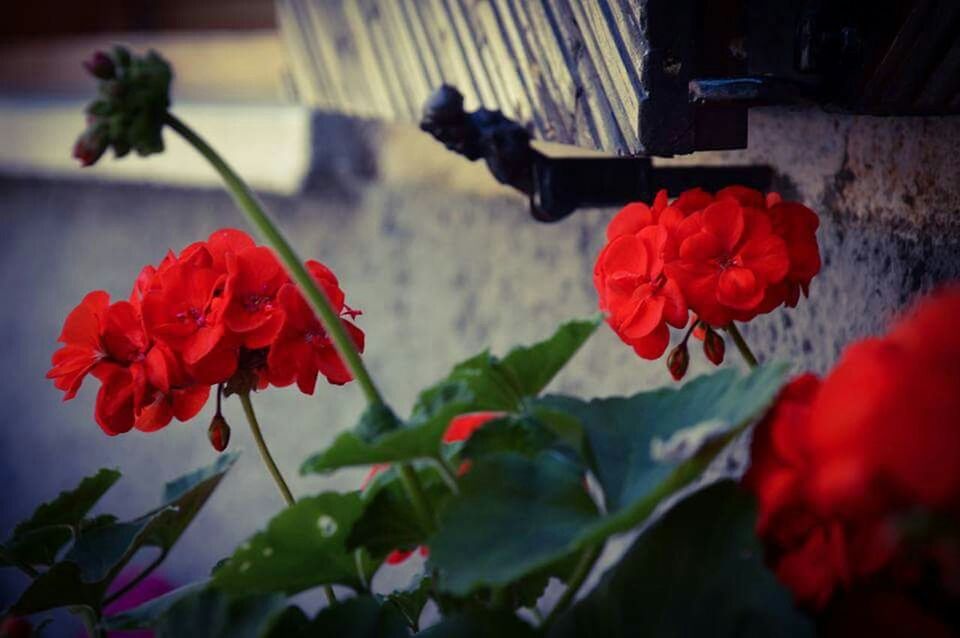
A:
[428,365,788,596]
[11,455,237,615]
[1,468,120,568]
[308,595,410,637]
[499,316,601,397]
[102,581,209,631]
[214,492,367,595]
[459,415,560,461]
[540,363,788,513]
[384,576,433,631]
[418,610,538,637]
[106,584,287,638]
[347,467,449,560]
[428,453,601,596]
[550,481,814,638]
[302,318,599,474]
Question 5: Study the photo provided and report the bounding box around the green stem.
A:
[164,112,384,408]
[433,455,461,495]
[239,392,295,506]
[398,465,435,532]
[543,545,601,627]
[725,322,758,368]
[167,111,434,573]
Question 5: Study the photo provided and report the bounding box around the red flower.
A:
[666,199,789,326]
[594,225,688,359]
[266,261,363,393]
[745,286,960,612]
[223,246,289,349]
[47,290,110,400]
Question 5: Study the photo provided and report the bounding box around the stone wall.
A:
[1,106,958,621]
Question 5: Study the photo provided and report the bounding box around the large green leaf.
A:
[0,468,120,568]
[213,492,367,595]
[383,576,433,632]
[549,363,788,513]
[308,595,410,637]
[428,452,601,596]
[346,467,449,560]
[428,366,789,596]
[11,454,238,615]
[105,583,288,638]
[301,319,599,474]
[550,481,814,638]
[417,610,539,637]
[499,316,600,397]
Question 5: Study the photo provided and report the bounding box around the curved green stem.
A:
[433,455,461,495]
[725,322,758,368]
[164,112,384,408]
[239,392,296,506]
[168,111,433,576]
[398,465,436,532]
[543,545,601,627]
[102,550,168,607]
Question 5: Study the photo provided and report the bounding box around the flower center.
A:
[244,294,272,313]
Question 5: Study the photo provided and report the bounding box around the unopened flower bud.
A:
[82,51,116,80]
[703,327,726,366]
[208,414,231,452]
[72,125,108,167]
[667,343,689,381]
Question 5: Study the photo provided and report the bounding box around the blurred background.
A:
[1,1,959,634]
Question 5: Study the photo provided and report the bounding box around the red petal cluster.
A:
[48,229,363,436]
[594,187,820,360]
[744,286,960,621]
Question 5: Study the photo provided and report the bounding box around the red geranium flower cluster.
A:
[47,229,363,437]
[744,286,960,628]
[594,186,820,362]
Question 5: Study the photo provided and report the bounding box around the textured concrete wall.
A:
[1,107,958,626]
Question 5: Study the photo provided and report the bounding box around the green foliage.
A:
[213,492,369,595]
[8,454,237,616]
[428,452,601,596]
[301,318,600,474]
[427,365,788,596]
[418,611,539,637]
[0,468,120,568]
[549,481,814,638]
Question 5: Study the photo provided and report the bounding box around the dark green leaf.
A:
[11,455,237,615]
[308,595,410,637]
[1,468,120,568]
[11,562,105,615]
[347,468,449,560]
[428,365,788,597]
[107,585,287,638]
[499,316,600,397]
[102,581,208,631]
[214,492,366,595]
[429,453,601,596]
[302,318,599,474]
[418,610,538,637]
[384,576,433,631]
[541,364,787,513]
[550,481,814,638]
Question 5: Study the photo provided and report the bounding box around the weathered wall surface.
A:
[1,107,958,620]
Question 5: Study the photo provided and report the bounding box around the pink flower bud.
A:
[72,127,108,167]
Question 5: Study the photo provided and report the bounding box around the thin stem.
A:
[432,455,461,495]
[164,112,384,409]
[543,545,601,627]
[102,550,168,607]
[725,322,759,368]
[239,392,295,506]
[398,465,435,532]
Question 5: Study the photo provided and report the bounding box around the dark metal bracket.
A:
[419,85,773,223]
